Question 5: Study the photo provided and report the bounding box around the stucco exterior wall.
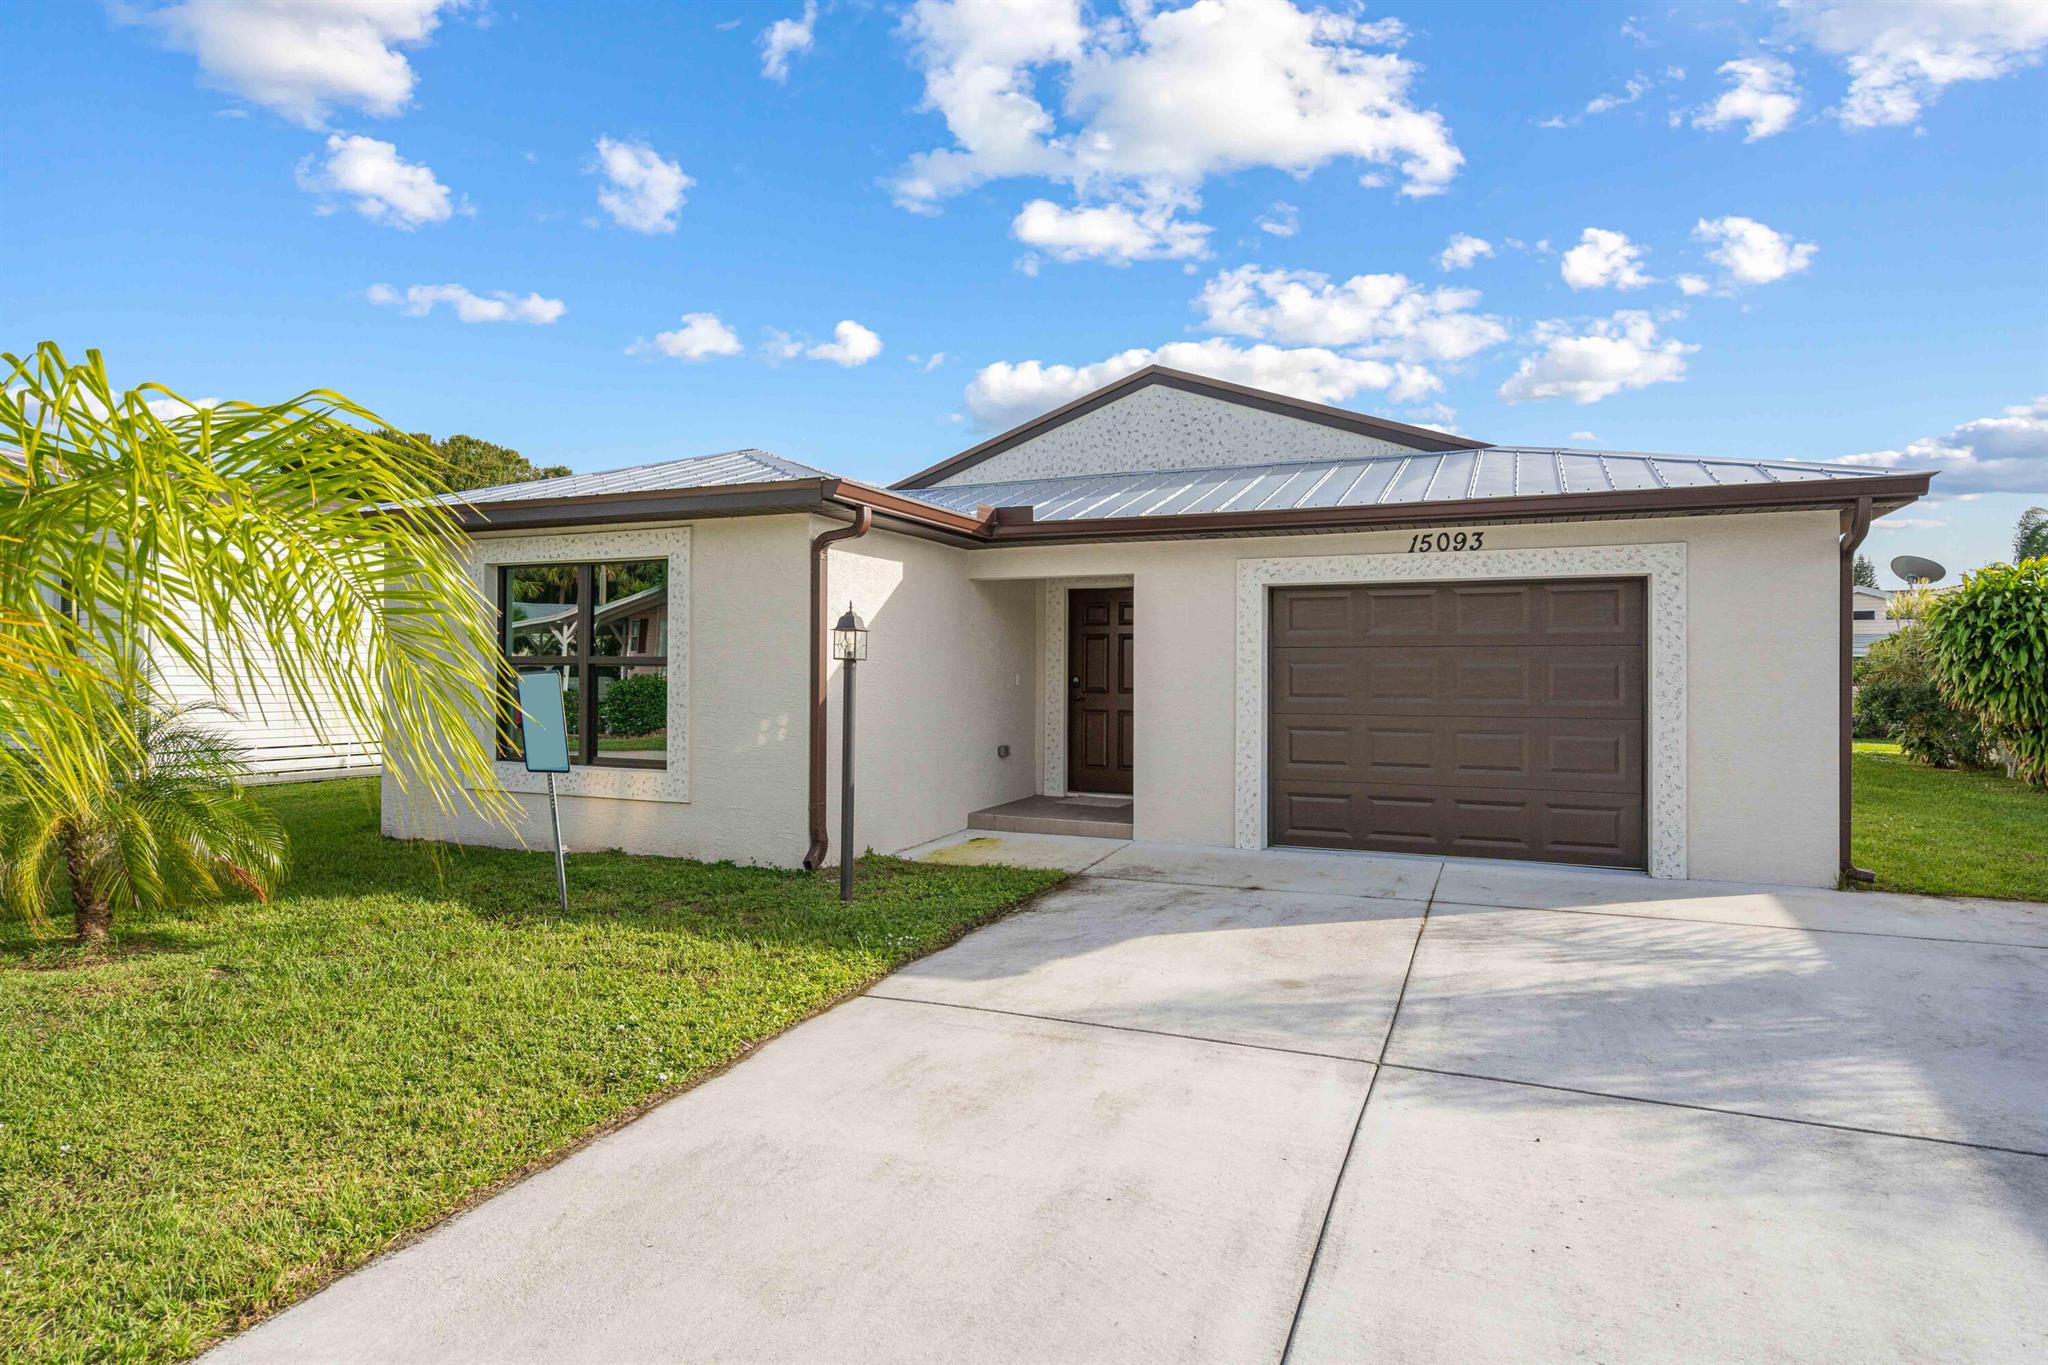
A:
[382,515,813,865]
[967,510,1844,888]
[933,383,1425,486]
[823,523,1038,857]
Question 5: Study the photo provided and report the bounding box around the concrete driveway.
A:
[213,838,2048,1363]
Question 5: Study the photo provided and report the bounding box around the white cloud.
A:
[1691,56,1803,141]
[1694,215,1817,286]
[1498,311,1695,404]
[760,1,818,82]
[1195,265,1508,365]
[1569,430,1599,442]
[807,320,884,366]
[630,312,743,360]
[965,338,1437,429]
[136,0,460,127]
[1786,0,2048,129]
[1542,68,1677,128]
[367,283,565,325]
[1560,228,1654,290]
[1437,233,1493,271]
[1256,201,1300,238]
[297,134,460,228]
[1837,396,2048,493]
[1676,273,1712,296]
[592,137,691,234]
[907,352,948,371]
[893,0,1462,220]
[1585,73,1653,116]
[1011,198,1210,264]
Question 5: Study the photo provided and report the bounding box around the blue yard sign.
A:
[516,670,572,913]
[517,671,571,773]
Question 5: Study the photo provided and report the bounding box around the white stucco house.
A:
[382,367,1933,889]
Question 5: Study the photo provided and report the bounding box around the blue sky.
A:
[7,0,2045,582]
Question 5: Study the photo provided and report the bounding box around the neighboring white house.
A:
[382,367,1933,889]
[1851,586,1901,658]
[154,601,380,783]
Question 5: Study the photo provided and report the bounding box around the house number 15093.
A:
[1408,530,1484,552]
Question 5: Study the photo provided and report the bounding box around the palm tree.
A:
[2017,507,2048,563]
[1,342,513,940]
[0,704,285,943]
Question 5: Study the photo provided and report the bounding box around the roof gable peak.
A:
[890,366,1486,490]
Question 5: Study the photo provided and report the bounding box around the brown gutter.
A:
[977,472,1934,544]
[803,506,872,870]
[1839,496,1876,884]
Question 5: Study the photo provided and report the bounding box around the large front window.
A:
[499,559,669,769]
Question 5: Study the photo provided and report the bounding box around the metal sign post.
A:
[516,670,573,916]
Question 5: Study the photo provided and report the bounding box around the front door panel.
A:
[1068,587,1134,795]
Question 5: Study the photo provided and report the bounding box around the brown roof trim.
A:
[451,477,839,532]
[889,365,1488,491]
[830,479,989,535]
[975,472,1934,545]
[451,474,998,543]
[441,465,1933,548]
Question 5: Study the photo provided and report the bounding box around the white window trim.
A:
[1234,543,1688,878]
[472,527,690,804]
[1041,576,1134,797]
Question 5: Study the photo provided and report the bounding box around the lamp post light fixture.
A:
[831,603,868,901]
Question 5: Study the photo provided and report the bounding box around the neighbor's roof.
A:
[447,448,832,505]
[910,446,1908,525]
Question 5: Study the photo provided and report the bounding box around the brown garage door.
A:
[1269,579,1646,868]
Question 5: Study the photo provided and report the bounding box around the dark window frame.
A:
[1852,609,1877,621]
[496,560,669,771]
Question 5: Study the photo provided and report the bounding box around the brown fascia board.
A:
[451,474,995,542]
[452,477,839,532]
[888,365,1489,491]
[975,472,1935,545]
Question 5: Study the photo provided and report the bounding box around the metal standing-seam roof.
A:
[905,446,1904,524]
[444,448,832,506]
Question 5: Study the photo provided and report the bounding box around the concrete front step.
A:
[967,794,1135,839]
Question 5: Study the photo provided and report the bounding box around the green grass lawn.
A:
[1852,749,2048,901]
[0,779,1061,1361]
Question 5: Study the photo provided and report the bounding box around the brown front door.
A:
[1268,578,1647,868]
[1068,587,1134,794]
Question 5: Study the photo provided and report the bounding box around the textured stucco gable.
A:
[929,383,1434,487]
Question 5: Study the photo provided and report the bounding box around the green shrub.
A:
[1858,625,1993,769]
[598,672,665,736]
[1928,558,2048,788]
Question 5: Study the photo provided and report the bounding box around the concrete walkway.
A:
[213,837,2048,1363]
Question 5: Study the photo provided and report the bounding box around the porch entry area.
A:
[971,582,1135,839]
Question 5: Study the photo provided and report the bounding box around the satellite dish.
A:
[1891,554,1947,585]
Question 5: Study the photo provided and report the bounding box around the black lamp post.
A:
[831,603,868,902]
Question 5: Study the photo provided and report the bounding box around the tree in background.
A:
[411,432,570,494]
[1853,554,1878,589]
[1928,559,2048,789]
[2017,507,2048,563]
[1,343,514,943]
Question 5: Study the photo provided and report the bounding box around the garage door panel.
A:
[1270,646,1644,719]
[1270,715,1642,792]
[1270,581,1644,649]
[1270,578,1646,870]
[1270,779,1645,868]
